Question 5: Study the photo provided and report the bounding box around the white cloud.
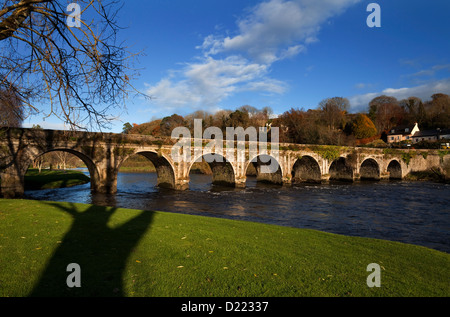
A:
[349,78,450,112]
[201,0,361,63]
[146,56,286,112]
[146,79,201,109]
[146,0,361,113]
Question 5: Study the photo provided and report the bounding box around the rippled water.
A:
[24,170,450,253]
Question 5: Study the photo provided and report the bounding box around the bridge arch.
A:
[360,158,381,180]
[387,159,403,179]
[189,153,236,187]
[120,151,176,189]
[27,148,99,191]
[329,157,354,181]
[247,154,282,185]
[292,155,321,183]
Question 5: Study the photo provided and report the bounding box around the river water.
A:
[24,170,450,253]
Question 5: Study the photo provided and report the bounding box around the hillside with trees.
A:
[123,93,450,147]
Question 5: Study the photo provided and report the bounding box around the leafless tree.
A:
[368,95,405,132]
[0,0,146,130]
[33,155,45,173]
[399,96,426,125]
[53,150,68,169]
[0,85,24,127]
[318,97,349,130]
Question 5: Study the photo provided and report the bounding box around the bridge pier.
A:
[174,179,190,190]
[0,169,25,198]
[0,144,32,198]
[91,169,118,194]
[235,177,246,188]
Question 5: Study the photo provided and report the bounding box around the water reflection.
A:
[24,170,450,253]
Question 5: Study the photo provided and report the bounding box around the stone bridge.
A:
[0,127,447,198]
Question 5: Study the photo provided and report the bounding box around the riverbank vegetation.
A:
[0,199,448,297]
[119,154,156,172]
[24,169,90,190]
[404,169,449,183]
[119,154,214,174]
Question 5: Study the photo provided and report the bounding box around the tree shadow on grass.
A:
[29,202,154,297]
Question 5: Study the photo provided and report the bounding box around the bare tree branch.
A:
[0,0,148,130]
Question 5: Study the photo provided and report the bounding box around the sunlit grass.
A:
[0,199,448,297]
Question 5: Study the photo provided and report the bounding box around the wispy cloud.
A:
[145,0,361,114]
[349,78,450,112]
[354,82,375,90]
[409,64,450,78]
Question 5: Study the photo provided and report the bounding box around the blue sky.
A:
[24,0,450,132]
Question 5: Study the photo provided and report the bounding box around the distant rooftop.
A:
[413,128,450,138]
[388,123,418,135]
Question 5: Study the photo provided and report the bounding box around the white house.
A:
[387,123,420,143]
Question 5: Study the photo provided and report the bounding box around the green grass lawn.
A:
[118,166,156,172]
[0,199,448,297]
[24,169,90,190]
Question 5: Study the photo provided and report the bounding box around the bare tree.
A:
[33,155,45,173]
[53,150,68,169]
[399,96,426,125]
[368,95,405,132]
[318,97,349,130]
[426,93,450,129]
[0,85,24,127]
[0,0,145,130]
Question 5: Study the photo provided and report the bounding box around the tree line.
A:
[123,93,450,146]
[2,88,449,147]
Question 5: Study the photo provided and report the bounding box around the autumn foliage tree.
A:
[275,108,306,143]
[351,114,377,139]
[159,114,185,136]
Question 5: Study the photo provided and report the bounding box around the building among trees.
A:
[388,123,450,144]
[387,123,420,143]
[411,128,450,143]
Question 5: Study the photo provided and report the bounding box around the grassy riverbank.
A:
[404,169,449,183]
[0,199,448,297]
[118,161,213,174]
[24,169,90,190]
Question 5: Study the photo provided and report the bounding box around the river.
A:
[24,170,450,253]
